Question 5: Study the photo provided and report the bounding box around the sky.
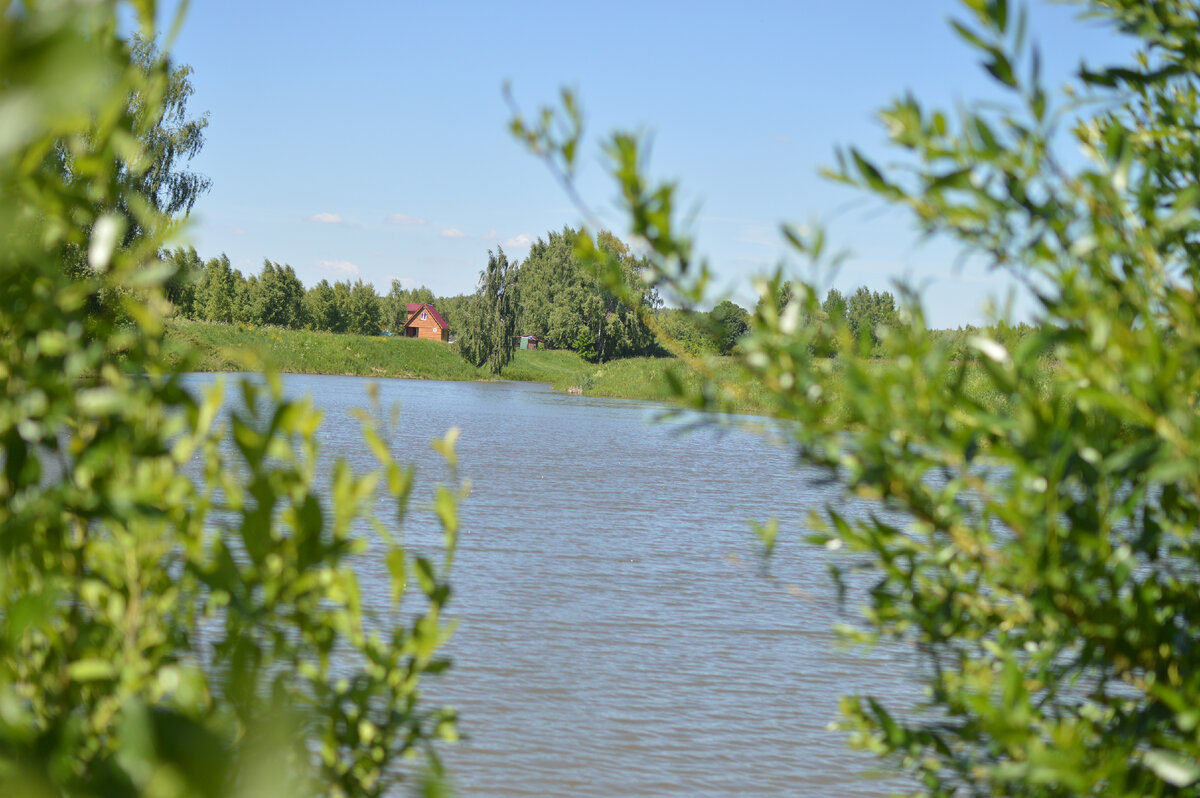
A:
[160,1,1134,328]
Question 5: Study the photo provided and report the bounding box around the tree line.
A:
[166,236,1030,375]
[455,225,923,372]
[454,227,679,372]
[163,227,758,371]
[658,285,906,358]
[164,247,472,337]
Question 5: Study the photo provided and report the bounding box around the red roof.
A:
[404,303,449,330]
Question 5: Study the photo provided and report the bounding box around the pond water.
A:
[182,373,921,797]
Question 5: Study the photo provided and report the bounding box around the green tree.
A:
[124,35,211,222]
[233,270,256,324]
[165,245,202,317]
[61,35,211,319]
[196,253,238,323]
[458,248,518,373]
[330,280,353,333]
[708,300,750,355]
[655,307,716,356]
[515,227,583,347]
[572,326,596,361]
[344,278,384,335]
[513,1,1200,792]
[754,280,794,317]
[821,287,846,323]
[253,258,307,328]
[590,230,660,360]
[517,227,658,360]
[384,280,437,332]
[433,293,471,332]
[845,285,900,349]
[304,278,342,332]
[1,5,459,796]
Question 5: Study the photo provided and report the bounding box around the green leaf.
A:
[950,20,987,50]
[751,518,779,558]
[68,658,116,682]
[986,0,1007,31]
[851,148,890,192]
[386,546,407,606]
[985,50,1017,87]
[929,167,973,192]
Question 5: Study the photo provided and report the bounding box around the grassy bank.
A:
[503,350,1056,422]
[499,348,594,386]
[165,320,772,412]
[518,355,776,415]
[165,319,1040,421]
[165,318,482,380]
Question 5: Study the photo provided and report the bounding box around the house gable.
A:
[402,303,450,342]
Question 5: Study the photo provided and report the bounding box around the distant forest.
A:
[166,227,1038,363]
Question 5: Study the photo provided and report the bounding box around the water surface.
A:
[185,374,919,797]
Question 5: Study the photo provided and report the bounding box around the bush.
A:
[513,0,1200,793]
[0,4,460,796]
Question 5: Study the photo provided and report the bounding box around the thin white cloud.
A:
[309,212,344,224]
[504,233,534,248]
[439,227,467,239]
[387,213,426,226]
[317,259,360,276]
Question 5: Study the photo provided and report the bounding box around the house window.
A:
[420,310,427,320]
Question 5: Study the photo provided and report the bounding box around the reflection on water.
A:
[183,374,919,797]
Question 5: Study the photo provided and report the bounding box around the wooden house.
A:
[403,303,450,342]
[518,334,542,350]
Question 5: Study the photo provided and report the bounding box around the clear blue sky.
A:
[162,1,1132,328]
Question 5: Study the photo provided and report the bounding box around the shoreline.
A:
[164,317,773,413]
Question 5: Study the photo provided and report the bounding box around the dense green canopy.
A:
[515,227,660,362]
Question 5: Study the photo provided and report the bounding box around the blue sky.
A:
[163,1,1132,327]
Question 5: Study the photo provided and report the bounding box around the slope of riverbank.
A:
[166,319,1032,421]
[165,318,482,380]
[164,319,777,414]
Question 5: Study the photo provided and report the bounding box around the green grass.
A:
[502,350,776,415]
[165,321,775,412]
[165,320,1049,422]
[165,318,481,380]
[499,348,594,387]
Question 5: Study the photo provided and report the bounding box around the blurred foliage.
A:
[707,300,750,355]
[513,0,1200,794]
[1,3,459,796]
